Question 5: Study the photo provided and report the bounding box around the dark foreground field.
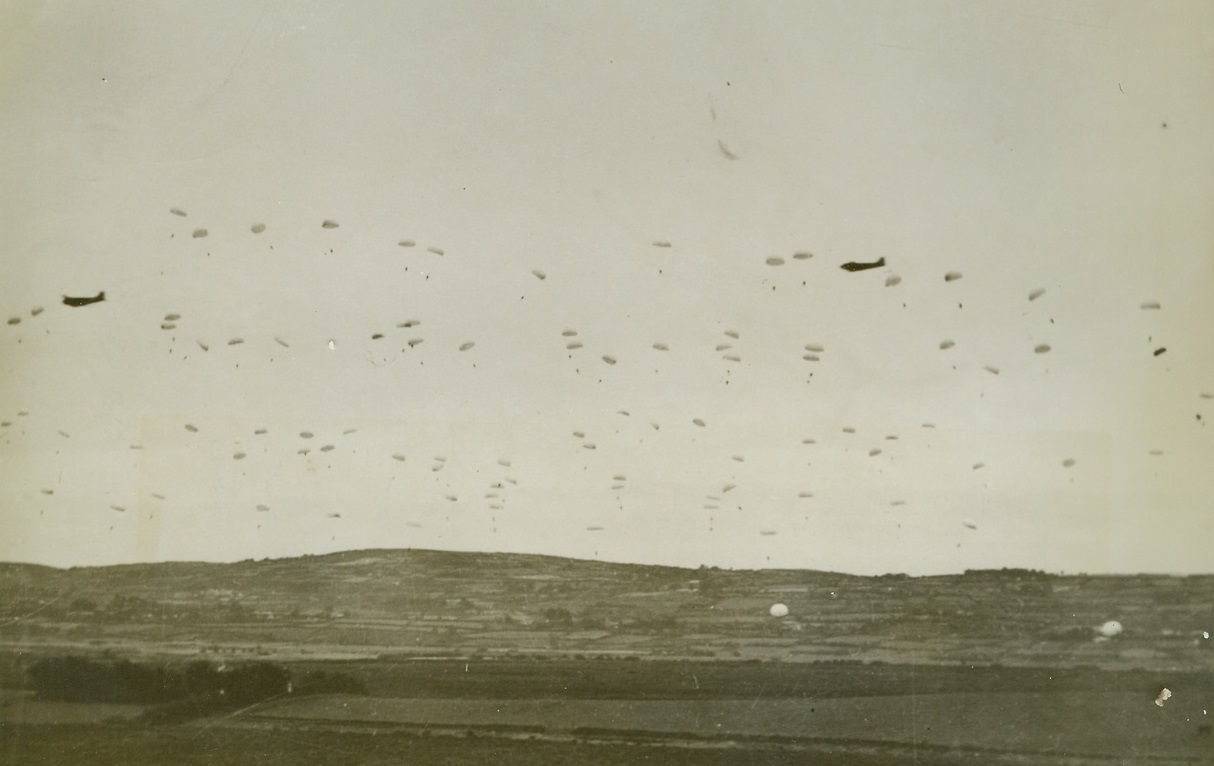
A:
[0,722,1027,766]
[2,658,1212,765]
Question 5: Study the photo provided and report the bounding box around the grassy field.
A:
[248,691,1213,761]
[3,657,1212,763]
[3,550,1211,763]
[292,657,1208,701]
[0,722,1025,766]
[0,690,144,725]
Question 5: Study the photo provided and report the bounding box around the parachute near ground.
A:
[1098,620,1123,637]
[769,603,789,618]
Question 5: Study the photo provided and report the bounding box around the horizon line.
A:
[1,545,1208,580]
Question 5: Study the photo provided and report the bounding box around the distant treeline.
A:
[26,656,364,717]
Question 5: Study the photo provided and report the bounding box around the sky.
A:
[1,1,1211,575]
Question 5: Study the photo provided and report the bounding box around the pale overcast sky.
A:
[1,1,1211,574]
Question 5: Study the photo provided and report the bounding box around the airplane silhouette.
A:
[62,291,105,307]
[839,257,885,272]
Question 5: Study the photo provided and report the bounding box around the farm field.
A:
[3,657,1211,765]
[0,722,1009,766]
[4,551,1211,673]
[246,690,1212,761]
[0,690,144,725]
[3,551,1212,763]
